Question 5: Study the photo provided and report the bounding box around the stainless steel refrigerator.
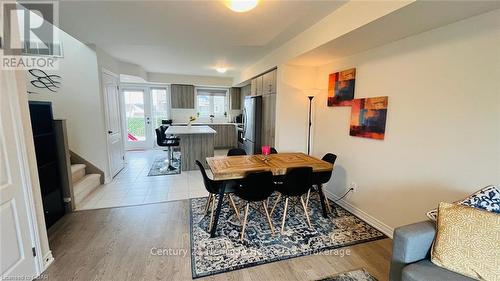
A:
[242,96,262,155]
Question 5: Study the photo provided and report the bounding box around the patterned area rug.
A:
[189,193,386,278]
[147,156,180,176]
[316,269,378,281]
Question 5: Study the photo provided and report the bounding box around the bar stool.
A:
[155,128,180,170]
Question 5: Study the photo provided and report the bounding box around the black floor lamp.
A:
[307,95,314,155]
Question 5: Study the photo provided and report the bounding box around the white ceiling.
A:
[58,0,346,77]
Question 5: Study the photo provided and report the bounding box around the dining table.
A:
[205,152,334,238]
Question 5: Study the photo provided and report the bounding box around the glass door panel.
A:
[151,88,169,128]
[123,89,151,150]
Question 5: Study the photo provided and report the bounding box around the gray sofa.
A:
[389,221,474,281]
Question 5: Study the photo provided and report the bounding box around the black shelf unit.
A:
[28,101,65,228]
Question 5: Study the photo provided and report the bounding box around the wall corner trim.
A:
[324,190,394,239]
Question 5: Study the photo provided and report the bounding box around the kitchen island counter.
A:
[165,126,215,171]
[166,125,216,135]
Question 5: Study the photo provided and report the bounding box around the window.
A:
[196,89,228,117]
[151,88,169,128]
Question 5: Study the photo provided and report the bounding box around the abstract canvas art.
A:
[328,68,356,106]
[350,97,388,140]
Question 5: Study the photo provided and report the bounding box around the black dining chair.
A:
[270,167,313,233]
[227,148,247,156]
[233,171,276,241]
[155,128,180,170]
[307,153,337,213]
[195,160,241,232]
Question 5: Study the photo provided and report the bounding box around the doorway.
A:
[102,71,125,178]
[121,86,169,151]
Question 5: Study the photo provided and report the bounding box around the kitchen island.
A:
[172,123,240,148]
[165,125,216,171]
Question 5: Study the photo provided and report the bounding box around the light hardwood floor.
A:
[46,200,392,281]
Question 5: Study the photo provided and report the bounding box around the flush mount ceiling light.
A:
[215,67,227,73]
[224,0,259,13]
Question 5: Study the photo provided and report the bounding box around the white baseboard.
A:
[324,190,394,239]
[43,250,54,271]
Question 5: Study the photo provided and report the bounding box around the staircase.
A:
[71,164,101,207]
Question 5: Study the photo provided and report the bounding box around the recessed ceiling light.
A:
[215,67,227,73]
[224,0,259,13]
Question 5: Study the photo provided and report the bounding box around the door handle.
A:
[108,130,113,134]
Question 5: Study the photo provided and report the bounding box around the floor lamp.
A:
[307,95,314,155]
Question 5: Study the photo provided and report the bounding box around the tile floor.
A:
[76,149,228,210]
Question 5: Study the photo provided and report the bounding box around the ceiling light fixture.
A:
[224,0,259,13]
[215,67,227,73]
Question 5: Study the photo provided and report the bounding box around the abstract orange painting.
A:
[327,68,356,106]
[349,97,388,140]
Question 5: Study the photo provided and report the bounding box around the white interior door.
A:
[1,71,39,279]
[122,87,153,150]
[102,72,125,177]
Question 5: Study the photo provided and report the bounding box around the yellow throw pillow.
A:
[431,202,500,281]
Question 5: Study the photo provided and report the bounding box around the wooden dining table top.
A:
[206,152,334,181]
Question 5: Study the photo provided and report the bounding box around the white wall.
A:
[275,65,317,152]
[310,10,500,230]
[27,29,109,176]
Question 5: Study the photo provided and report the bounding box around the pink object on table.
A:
[261,145,271,156]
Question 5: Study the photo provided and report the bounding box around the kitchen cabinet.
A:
[250,79,257,96]
[251,76,264,96]
[171,84,195,108]
[241,84,251,97]
[230,88,241,110]
[261,94,276,146]
[250,69,276,96]
[263,69,276,94]
[255,76,264,96]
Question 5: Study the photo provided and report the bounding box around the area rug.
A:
[147,156,181,176]
[316,269,378,281]
[189,193,386,278]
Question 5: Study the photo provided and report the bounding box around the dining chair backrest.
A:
[195,160,221,194]
[313,153,337,185]
[227,148,247,156]
[322,153,337,164]
[235,171,275,202]
[281,167,313,197]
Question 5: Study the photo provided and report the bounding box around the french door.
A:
[121,87,169,150]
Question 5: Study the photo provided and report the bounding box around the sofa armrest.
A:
[389,221,436,281]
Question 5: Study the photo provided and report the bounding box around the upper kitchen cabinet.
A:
[256,76,263,96]
[251,76,263,96]
[230,87,241,110]
[250,79,257,96]
[263,69,277,94]
[241,84,251,97]
[249,69,276,96]
[171,84,195,108]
